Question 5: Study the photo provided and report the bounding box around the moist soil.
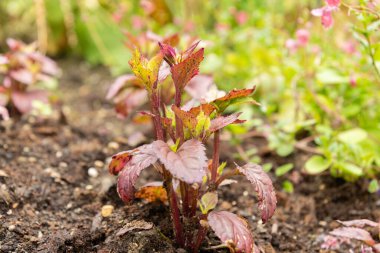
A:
[0,59,379,253]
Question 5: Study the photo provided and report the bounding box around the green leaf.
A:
[368,179,379,194]
[275,163,294,177]
[282,180,294,193]
[338,128,368,144]
[199,192,218,214]
[305,155,331,175]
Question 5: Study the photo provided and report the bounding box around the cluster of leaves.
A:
[109,42,277,252]
[0,39,60,120]
[322,219,380,252]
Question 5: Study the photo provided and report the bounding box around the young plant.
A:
[0,38,60,120]
[322,219,380,252]
[109,42,277,252]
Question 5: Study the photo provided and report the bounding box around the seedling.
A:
[0,39,60,120]
[109,42,277,252]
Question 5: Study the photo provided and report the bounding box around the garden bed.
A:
[0,60,379,253]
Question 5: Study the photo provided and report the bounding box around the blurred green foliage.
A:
[0,0,379,186]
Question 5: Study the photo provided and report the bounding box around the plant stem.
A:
[165,174,185,247]
[193,216,208,253]
[151,90,164,140]
[174,87,184,143]
[211,130,220,182]
[180,182,190,217]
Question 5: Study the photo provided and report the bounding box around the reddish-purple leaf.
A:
[106,74,136,100]
[374,244,380,252]
[158,62,171,82]
[182,40,201,59]
[159,42,177,66]
[171,48,204,89]
[30,52,60,76]
[109,151,134,175]
[330,227,376,246]
[116,143,158,203]
[114,89,148,118]
[209,113,244,132]
[11,90,48,113]
[208,211,254,253]
[10,69,34,85]
[237,163,277,223]
[337,219,379,228]
[153,139,207,184]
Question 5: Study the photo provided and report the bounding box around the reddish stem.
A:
[151,90,164,141]
[211,130,220,182]
[215,168,240,187]
[167,178,185,247]
[174,87,184,143]
[192,216,208,253]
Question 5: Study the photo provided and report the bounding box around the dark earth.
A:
[0,59,379,253]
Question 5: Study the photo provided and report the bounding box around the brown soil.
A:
[0,59,379,253]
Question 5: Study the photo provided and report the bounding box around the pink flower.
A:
[296,29,310,46]
[311,0,340,28]
[326,0,340,8]
[285,39,298,53]
[234,11,249,25]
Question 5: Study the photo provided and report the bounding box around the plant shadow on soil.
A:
[0,59,379,253]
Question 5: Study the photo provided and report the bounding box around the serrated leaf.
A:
[338,128,368,144]
[330,227,375,245]
[209,113,244,132]
[109,151,134,175]
[106,74,137,100]
[172,105,197,129]
[115,143,158,203]
[208,211,253,253]
[211,87,258,113]
[275,163,294,177]
[199,192,218,214]
[337,219,379,228]
[237,163,276,222]
[153,139,207,183]
[304,155,331,175]
[128,49,163,92]
[171,48,204,89]
[195,110,211,136]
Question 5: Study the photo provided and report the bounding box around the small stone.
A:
[28,157,37,163]
[101,205,114,217]
[271,223,279,234]
[66,202,73,209]
[56,151,63,158]
[94,160,104,168]
[319,221,327,227]
[231,201,237,206]
[108,142,119,150]
[59,162,68,168]
[74,208,82,214]
[88,168,99,178]
[220,201,232,210]
[8,225,15,231]
[85,185,93,190]
[7,210,12,215]
[243,191,249,196]
[23,147,30,153]
[38,231,43,239]
[17,156,27,162]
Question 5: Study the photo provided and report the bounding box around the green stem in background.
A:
[211,130,220,182]
[363,32,380,83]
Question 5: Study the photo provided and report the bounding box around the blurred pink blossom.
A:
[234,11,249,25]
[350,75,357,87]
[132,16,144,30]
[296,29,310,46]
[311,0,340,28]
[285,39,299,53]
[342,41,358,55]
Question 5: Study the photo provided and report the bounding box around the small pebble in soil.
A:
[23,147,30,153]
[232,201,237,206]
[56,151,63,158]
[108,142,119,150]
[7,209,12,215]
[8,225,16,231]
[66,202,73,209]
[86,185,93,190]
[88,167,99,178]
[243,191,249,196]
[319,221,327,227]
[59,162,68,168]
[94,160,104,168]
[38,231,43,239]
[101,205,114,217]
[271,223,279,234]
[28,157,37,163]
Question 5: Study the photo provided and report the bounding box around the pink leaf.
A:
[208,211,254,253]
[237,163,277,223]
[337,219,379,228]
[296,29,310,46]
[158,62,171,82]
[153,139,207,184]
[106,74,137,100]
[0,106,9,121]
[330,227,376,246]
[209,113,244,132]
[185,75,214,100]
[0,55,8,65]
[30,52,60,76]
[116,143,158,203]
[11,90,48,114]
[6,38,24,51]
[10,69,34,85]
